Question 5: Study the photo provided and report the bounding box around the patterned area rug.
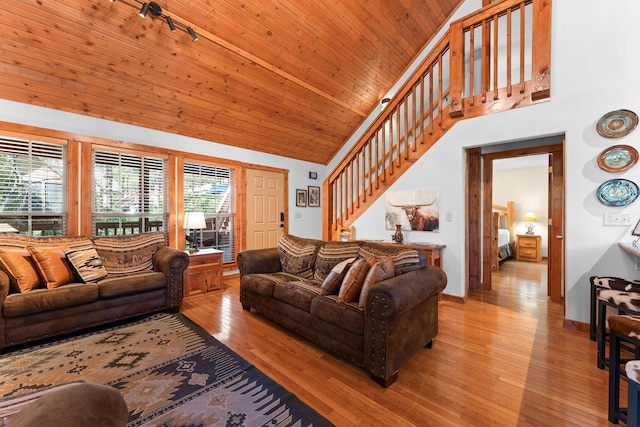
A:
[0,313,333,427]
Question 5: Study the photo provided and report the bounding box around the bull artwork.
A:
[386,189,440,232]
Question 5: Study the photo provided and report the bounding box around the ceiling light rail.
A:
[110,0,198,41]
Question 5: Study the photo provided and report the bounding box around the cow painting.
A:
[388,203,439,231]
[386,189,440,232]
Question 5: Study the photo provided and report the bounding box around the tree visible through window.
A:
[93,149,166,235]
[183,162,235,262]
[0,136,66,235]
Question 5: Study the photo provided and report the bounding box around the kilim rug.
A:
[0,313,334,427]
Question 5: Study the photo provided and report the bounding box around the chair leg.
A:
[629,373,640,427]
[591,283,598,341]
[598,298,608,369]
[610,330,623,424]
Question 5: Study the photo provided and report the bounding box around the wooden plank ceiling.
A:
[0,0,462,164]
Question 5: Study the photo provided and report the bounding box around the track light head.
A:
[187,26,198,41]
[139,2,149,18]
[165,16,176,31]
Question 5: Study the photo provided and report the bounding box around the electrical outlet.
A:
[604,213,631,226]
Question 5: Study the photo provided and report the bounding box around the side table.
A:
[183,249,223,298]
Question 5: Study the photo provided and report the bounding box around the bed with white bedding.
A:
[491,201,515,271]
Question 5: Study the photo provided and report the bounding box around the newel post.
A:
[448,21,465,118]
[531,0,552,101]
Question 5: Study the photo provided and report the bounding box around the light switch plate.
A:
[604,213,631,226]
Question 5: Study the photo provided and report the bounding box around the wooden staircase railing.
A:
[323,0,551,240]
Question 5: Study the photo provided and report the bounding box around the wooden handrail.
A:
[324,0,551,240]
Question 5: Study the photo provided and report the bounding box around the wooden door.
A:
[548,146,565,303]
[246,168,286,249]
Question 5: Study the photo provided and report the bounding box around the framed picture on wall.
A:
[296,189,307,207]
[308,186,320,207]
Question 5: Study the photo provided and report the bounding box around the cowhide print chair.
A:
[627,359,640,427]
[590,276,640,369]
[608,315,640,425]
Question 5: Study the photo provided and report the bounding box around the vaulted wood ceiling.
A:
[1,0,463,164]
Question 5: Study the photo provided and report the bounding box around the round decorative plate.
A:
[596,109,638,138]
[596,179,639,206]
[597,145,639,172]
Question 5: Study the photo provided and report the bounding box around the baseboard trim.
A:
[441,293,466,304]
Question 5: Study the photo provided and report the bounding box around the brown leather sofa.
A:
[0,232,189,350]
[237,234,447,387]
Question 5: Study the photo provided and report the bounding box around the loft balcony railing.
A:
[323,0,551,240]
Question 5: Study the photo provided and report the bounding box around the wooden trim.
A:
[466,148,481,291]
[442,293,466,304]
[481,155,493,289]
[66,139,80,236]
[80,141,93,237]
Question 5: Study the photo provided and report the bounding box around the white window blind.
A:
[0,136,66,235]
[184,162,235,262]
[93,149,166,235]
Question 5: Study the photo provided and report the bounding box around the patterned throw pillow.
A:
[320,257,356,296]
[65,246,108,283]
[91,232,166,275]
[28,246,75,289]
[0,248,42,292]
[359,245,421,275]
[358,256,395,309]
[338,256,376,303]
[313,241,362,282]
[277,235,319,279]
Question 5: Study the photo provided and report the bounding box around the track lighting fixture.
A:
[139,2,149,18]
[113,0,198,41]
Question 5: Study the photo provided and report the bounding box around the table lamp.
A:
[522,211,537,235]
[183,212,206,252]
[0,224,18,233]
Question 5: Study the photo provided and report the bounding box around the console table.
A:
[365,241,445,269]
[183,248,223,298]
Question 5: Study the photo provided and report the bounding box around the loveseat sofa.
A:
[0,232,189,350]
[237,234,447,386]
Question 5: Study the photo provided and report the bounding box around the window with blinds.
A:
[0,136,66,235]
[93,149,166,236]
[183,162,235,263]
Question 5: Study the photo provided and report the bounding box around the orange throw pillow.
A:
[338,256,376,303]
[0,248,42,292]
[28,246,75,289]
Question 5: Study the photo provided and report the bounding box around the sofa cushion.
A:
[92,232,166,275]
[359,256,395,310]
[273,280,322,312]
[338,256,376,303]
[313,241,362,282]
[3,283,98,318]
[97,271,166,299]
[65,246,108,283]
[359,243,422,275]
[320,257,356,296]
[277,235,320,279]
[242,272,304,297]
[0,249,42,293]
[28,247,75,289]
[310,295,365,336]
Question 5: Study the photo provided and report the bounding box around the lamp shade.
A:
[183,212,206,230]
[522,212,537,222]
[0,223,18,233]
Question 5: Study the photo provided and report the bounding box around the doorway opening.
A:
[466,135,565,313]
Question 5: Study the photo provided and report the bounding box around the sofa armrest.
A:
[364,266,447,386]
[237,248,282,276]
[365,266,447,320]
[153,246,190,309]
[0,270,10,307]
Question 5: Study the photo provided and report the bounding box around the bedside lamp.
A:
[183,212,206,252]
[0,224,18,233]
[522,212,537,235]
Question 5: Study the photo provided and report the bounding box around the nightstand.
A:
[516,234,542,263]
[183,249,223,297]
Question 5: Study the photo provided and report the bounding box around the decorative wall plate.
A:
[596,109,638,138]
[597,145,639,172]
[596,179,639,206]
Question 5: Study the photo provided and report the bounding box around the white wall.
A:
[0,100,325,238]
[331,0,640,324]
[494,165,549,256]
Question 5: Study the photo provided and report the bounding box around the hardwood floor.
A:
[180,260,613,426]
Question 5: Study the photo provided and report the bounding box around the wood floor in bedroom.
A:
[180,260,613,426]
